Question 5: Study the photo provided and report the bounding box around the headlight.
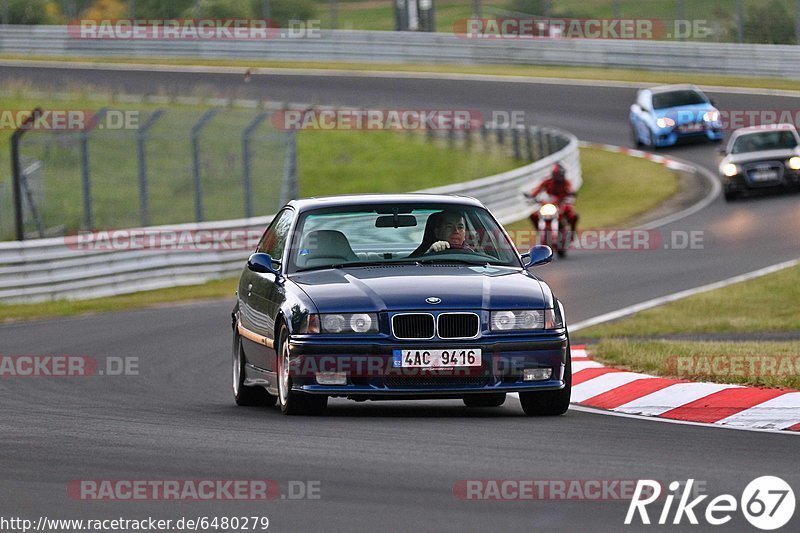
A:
[490,310,543,331]
[317,313,378,334]
[539,203,558,217]
[788,157,800,170]
[703,110,720,123]
[722,163,739,177]
[656,117,675,129]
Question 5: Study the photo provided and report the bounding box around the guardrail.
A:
[1,25,799,79]
[0,125,580,303]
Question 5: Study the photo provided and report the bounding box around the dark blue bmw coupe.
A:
[231,194,572,415]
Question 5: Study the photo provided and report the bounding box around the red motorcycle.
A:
[524,192,574,258]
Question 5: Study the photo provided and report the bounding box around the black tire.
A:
[519,345,572,416]
[557,249,567,258]
[631,125,642,148]
[648,130,658,150]
[723,190,739,202]
[232,332,277,407]
[463,393,506,408]
[276,325,328,416]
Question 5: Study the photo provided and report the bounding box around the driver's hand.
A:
[427,241,450,253]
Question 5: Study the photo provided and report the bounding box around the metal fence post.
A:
[242,112,269,219]
[137,109,165,227]
[280,130,298,206]
[10,107,42,241]
[79,108,107,232]
[190,108,219,222]
[525,127,534,162]
[511,127,521,160]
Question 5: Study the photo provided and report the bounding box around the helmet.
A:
[551,163,566,180]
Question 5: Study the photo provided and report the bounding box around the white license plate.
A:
[679,124,704,132]
[752,170,777,181]
[393,349,482,368]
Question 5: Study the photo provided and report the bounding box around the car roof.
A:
[730,124,798,137]
[646,84,703,94]
[287,193,485,213]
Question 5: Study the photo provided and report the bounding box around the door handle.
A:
[247,283,253,296]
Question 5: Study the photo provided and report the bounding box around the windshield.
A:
[288,203,521,272]
[731,131,799,154]
[652,90,707,109]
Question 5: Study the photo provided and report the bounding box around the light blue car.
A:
[630,84,724,148]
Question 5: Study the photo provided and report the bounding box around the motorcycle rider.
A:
[527,163,579,235]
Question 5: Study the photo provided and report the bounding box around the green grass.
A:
[502,146,679,248]
[2,56,799,93]
[581,265,800,389]
[0,94,518,239]
[580,265,800,338]
[314,0,508,31]
[591,338,800,389]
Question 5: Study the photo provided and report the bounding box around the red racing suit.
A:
[528,178,579,228]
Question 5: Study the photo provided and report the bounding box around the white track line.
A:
[570,258,800,332]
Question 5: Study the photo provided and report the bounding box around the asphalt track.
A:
[1,65,799,532]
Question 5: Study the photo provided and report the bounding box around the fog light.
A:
[316,372,347,385]
[523,368,552,381]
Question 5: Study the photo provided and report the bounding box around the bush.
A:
[742,0,796,44]
[249,0,317,25]
[7,0,58,24]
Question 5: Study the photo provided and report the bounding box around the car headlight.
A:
[788,157,800,170]
[703,110,720,123]
[722,163,739,177]
[317,313,378,334]
[491,310,544,331]
[656,117,675,129]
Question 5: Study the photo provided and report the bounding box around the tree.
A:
[742,0,795,44]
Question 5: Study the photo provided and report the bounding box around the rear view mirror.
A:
[524,245,553,268]
[247,253,281,275]
[375,215,417,228]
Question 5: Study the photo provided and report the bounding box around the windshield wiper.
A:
[415,258,493,266]
[296,260,419,272]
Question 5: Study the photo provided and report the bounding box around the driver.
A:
[426,210,472,253]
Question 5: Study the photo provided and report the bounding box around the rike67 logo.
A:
[626,477,795,530]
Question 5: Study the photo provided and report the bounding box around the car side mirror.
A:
[248,253,281,276]
[523,245,553,268]
[718,147,727,155]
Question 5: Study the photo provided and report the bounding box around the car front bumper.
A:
[723,168,800,192]
[287,333,568,396]
[654,126,723,147]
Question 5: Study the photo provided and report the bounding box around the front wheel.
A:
[631,124,642,147]
[463,393,506,408]
[519,346,571,416]
[277,325,328,415]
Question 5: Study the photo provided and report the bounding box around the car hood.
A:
[656,103,714,124]
[290,265,548,313]
[723,148,800,166]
